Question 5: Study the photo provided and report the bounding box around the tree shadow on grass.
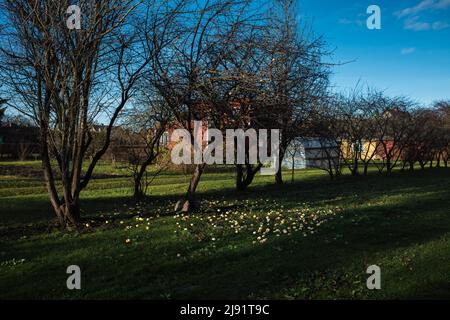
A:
[2,168,450,299]
[0,195,132,237]
[154,189,450,299]
[3,181,449,299]
[3,168,449,234]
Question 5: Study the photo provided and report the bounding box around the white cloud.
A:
[401,48,416,55]
[435,0,450,9]
[402,16,449,31]
[404,17,431,30]
[396,0,435,18]
[432,21,450,29]
[396,0,450,18]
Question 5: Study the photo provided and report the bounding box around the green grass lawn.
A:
[1,161,450,299]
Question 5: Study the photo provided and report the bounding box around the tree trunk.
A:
[175,163,206,212]
[352,153,359,176]
[328,170,334,180]
[133,159,151,203]
[363,163,369,176]
[326,156,335,180]
[236,164,245,190]
[401,161,407,171]
[386,156,392,174]
[275,169,283,185]
[41,134,81,230]
[419,160,425,169]
[275,146,285,185]
[291,156,295,183]
[58,200,81,229]
[133,176,145,202]
[236,163,262,191]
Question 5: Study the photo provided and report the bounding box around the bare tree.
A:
[372,97,414,174]
[400,108,436,170]
[310,97,343,179]
[201,17,269,191]
[285,138,303,183]
[336,89,386,176]
[404,102,450,170]
[0,0,150,228]
[335,93,365,176]
[357,91,387,175]
[149,0,255,211]
[435,101,450,167]
[263,0,331,185]
[0,97,6,126]
[121,94,171,202]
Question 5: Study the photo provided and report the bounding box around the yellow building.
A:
[341,140,382,161]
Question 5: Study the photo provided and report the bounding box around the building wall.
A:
[282,138,340,170]
[341,140,382,161]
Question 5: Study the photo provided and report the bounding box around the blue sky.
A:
[293,0,450,105]
[1,1,447,107]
